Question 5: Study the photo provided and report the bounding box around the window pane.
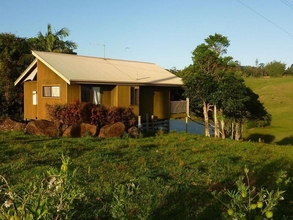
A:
[32,91,37,105]
[51,86,60,97]
[92,87,101,104]
[43,87,51,97]
[81,86,91,102]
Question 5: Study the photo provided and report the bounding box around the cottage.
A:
[15,51,183,123]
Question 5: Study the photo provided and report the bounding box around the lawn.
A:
[244,76,293,144]
[0,131,292,219]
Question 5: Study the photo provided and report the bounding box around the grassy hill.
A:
[0,131,292,219]
[244,76,293,144]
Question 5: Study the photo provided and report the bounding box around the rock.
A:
[0,118,26,131]
[128,126,140,138]
[25,120,59,137]
[99,122,125,138]
[62,123,97,137]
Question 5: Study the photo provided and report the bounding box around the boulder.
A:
[25,120,59,137]
[99,122,125,138]
[0,118,26,131]
[62,123,97,137]
[128,126,140,138]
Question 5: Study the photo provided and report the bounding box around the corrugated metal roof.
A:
[20,51,182,86]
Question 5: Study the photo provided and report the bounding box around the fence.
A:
[138,115,169,132]
[137,98,189,133]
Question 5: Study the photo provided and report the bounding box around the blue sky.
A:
[2,0,293,69]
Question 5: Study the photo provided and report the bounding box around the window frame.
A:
[130,86,139,106]
[42,85,60,98]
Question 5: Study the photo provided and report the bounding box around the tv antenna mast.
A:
[90,43,106,58]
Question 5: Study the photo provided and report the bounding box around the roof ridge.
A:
[32,50,155,65]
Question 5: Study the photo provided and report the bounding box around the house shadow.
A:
[245,133,275,143]
[151,185,222,220]
[151,158,293,219]
[276,136,293,145]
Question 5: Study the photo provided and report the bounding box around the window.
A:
[32,91,37,105]
[43,86,60,97]
[81,86,101,104]
[130,87,139,105]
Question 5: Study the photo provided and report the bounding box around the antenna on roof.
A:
[90,43,106,59]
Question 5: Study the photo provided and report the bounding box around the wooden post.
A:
[186,116,188,133]
[138,116,142,130]
[186,97,189,133]
[151,115,154,131]
[186,97,190,117]
[146,114,149,131]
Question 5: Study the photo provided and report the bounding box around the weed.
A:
[0,155,84,220]
[212,167,286,219]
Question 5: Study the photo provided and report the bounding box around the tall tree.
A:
[183,72,217,136]
[183,33,233,137]
[28,24,77,53]
[0,33,32,118]
[183,33,270,140]
[215,75,270,140]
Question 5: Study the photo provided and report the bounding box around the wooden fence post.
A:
[186,97,189,133]
[186,97,190,117]
[146,114,149,131]
[186,116,188,133]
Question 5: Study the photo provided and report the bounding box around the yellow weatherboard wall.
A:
[101,85,115,107]
[22,61,173,121]
[37,61,67,119]
[139,86,170,120]
[24,81,37,119]
[67,84,80,103]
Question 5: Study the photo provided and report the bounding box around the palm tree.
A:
[28,24,77,54]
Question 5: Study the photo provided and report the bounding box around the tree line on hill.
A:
[241,60,291,77]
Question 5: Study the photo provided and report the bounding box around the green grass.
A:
[1,131,293,219]
[244,76,293,144]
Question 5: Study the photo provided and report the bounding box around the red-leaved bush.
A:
[46,100,136,130]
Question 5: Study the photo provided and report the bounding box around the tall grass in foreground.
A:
[0,131,293,219]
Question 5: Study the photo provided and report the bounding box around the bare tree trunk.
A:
[213,105,219,138]
[219,108,225,139]
[231,122,234,139]
[220,119,225,139]
[239,121,243,140]
[203,101,210,137]
[235,122,240,141]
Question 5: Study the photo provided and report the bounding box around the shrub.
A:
[46,99,83,126]
[47,100,136,130]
